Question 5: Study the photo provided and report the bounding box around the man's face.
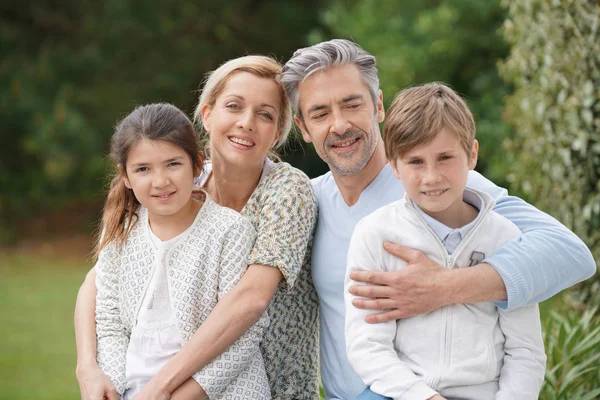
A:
[295,64,384,176]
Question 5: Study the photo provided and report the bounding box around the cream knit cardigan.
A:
[95,196,271,399]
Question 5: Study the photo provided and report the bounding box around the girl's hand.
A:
[76,364,118,400]
[428,395,447,400]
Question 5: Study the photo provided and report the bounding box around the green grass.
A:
[0,254,594,400]
[0,254,90,400]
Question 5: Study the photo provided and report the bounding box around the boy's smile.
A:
[391,128,479,228]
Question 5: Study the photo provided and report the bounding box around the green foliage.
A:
[540,307,600,399]
[499,0,600,300]
[0,0,325,238]
[313,0,513,186]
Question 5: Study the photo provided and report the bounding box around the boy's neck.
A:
[419,198,479,230]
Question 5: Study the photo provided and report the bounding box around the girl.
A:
[75,57,319,400]
[93,103,270,399]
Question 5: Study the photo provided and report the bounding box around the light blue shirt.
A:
[413,189,485,254]
[311,164,595,400]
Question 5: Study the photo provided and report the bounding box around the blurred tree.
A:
[310,0,513,186]
[500,0,599,306]
[0,0,325,241]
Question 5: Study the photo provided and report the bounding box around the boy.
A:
[344,82,546,400]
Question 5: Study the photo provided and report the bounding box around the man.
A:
[280,39,595,399]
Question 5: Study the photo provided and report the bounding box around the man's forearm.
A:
[445,263,507,305]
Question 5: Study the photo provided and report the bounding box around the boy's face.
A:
[391,128,478,220]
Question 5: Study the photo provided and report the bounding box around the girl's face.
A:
[201,71,281,170]
[122,139,199,221]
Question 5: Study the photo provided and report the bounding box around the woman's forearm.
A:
[149,264,282,394]
[75,268,99,369]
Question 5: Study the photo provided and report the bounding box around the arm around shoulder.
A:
[468,171,596,309]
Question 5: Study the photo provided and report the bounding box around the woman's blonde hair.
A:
[193,55,293,157]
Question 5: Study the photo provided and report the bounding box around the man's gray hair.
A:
[281,39,380,118]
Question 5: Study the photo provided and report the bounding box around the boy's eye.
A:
[409,160,423,165]
[439,155,453,161]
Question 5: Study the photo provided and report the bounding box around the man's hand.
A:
[349,242,455,322]
[76,363,119,400]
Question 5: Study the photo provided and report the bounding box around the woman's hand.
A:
[133,378,208,400]
[131,380,171,400]
[76,363,118,400]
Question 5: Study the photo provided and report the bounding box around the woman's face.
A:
[202,71,282,170]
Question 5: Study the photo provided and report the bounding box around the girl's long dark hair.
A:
[94,103,203,258]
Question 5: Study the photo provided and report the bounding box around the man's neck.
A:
[332,142,388,206]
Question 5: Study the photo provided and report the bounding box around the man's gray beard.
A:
[325,132,376,176]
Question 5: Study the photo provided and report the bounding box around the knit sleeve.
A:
[192,217,271,398]
[247,164,318,290]
[95,244,128,395]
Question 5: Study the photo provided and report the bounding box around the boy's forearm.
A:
[445,263,507,305]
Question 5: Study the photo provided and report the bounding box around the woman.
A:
[75,55,319,400]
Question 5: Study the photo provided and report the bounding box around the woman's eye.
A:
[259,112,274,121]
[226,103,240,110]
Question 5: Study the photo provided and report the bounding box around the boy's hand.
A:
[349,242,452,322]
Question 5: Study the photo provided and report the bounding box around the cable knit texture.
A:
[95,196,272,399]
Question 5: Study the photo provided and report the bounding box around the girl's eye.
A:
[135,167,149,173]
[168,162,182,167]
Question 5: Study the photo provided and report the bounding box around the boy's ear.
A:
[118,164,131,189]
[469,140,479,170]
[389,159,402,181]
[294,114,312,144]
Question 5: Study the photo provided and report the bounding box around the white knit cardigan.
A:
[95,196,272,399]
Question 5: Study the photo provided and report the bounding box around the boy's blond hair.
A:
[383,82,475,162]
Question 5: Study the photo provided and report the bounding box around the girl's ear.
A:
[118,164,131,189]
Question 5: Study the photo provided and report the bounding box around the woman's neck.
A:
[205,159,264,212]
[148,195,203,241]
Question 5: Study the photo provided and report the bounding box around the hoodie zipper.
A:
[405,193,494,389]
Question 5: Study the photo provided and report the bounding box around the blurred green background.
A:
[1,0,598,399]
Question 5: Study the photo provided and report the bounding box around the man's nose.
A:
[329,109,352,136]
